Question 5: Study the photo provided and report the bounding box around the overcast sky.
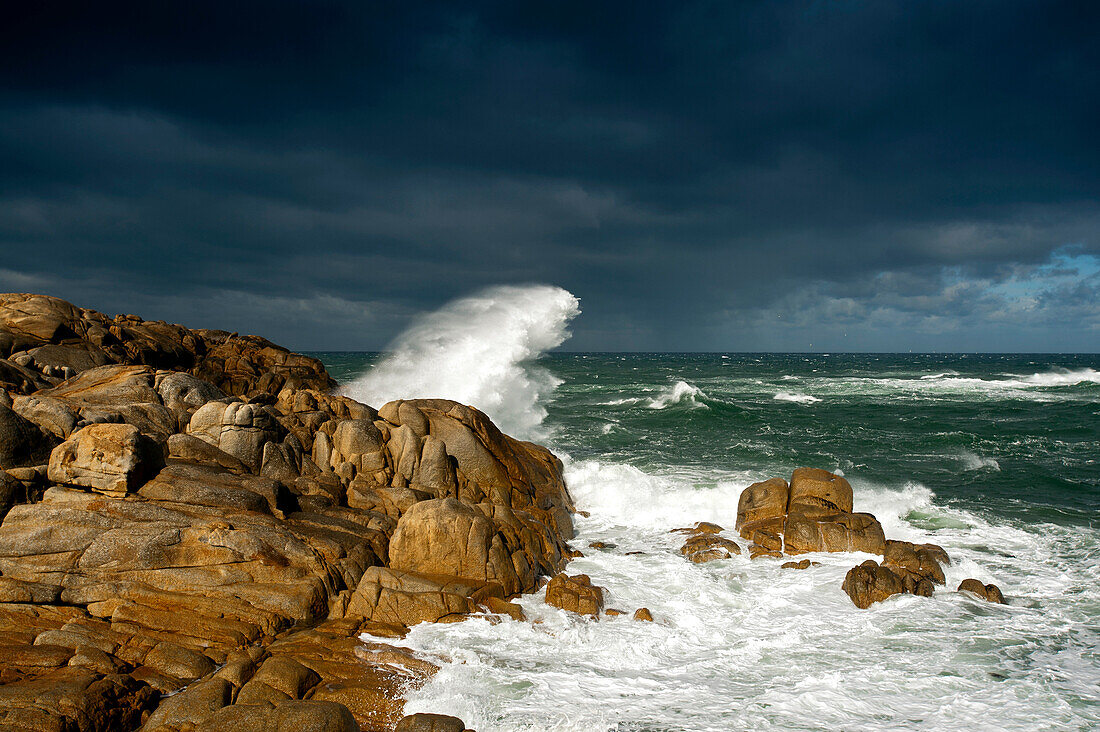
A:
[1,1,1097,351]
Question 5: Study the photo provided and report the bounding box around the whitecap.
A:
[774,391,821,404]
[645,380,708,410]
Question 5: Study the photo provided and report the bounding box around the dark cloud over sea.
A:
[1,1,1097,351]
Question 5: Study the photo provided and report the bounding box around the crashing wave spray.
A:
[342,285,580,439]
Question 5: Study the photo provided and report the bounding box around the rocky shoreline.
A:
[0,294,1005,732]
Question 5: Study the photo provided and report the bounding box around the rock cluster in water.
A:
[0,294,579,731]
[733,468,1005,608]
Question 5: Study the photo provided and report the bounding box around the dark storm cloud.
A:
[0,0,1097,350]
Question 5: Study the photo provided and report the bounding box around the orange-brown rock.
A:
[671,521,725,535]
[680,533,741,563]
[748,544,783,560]
[842,560,906,608]
[0,293,579,731]
[388,498,528,596]
[789,467,853,516]
[784,510,886,555]
[395,713,468,732]
[633,607,654,622]
[47,423,166,498]
[0,293,335,397]
[736,477,789,534]
[781,559,814,570]
[545,573,605,616]
[958,578,1006,604]
[883,540,949,585]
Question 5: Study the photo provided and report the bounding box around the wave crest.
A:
[342,285,579,439]
[646,381,708,409]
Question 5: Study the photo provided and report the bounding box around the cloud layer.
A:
[1,1,1097,350]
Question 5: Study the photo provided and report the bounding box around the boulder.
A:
[39,364,161,406]
[958,578,1006,604]
[679,533,741,563]
[784,511,886,555]
[545,573,605,616]
[841,560,905,609]
[388,498,523,596]
[395,713,468,732]
[736,477,790,533]
[11,394,80,439]
[633,607,654,622]
[188,401,283,472]
[345,567,480,627]
[883,540,948,585]
[204,700,360,732]
[788,467,853,516]
[0,403,54,469]
[47,423,166,497]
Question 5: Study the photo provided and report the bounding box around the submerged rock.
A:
[395,713,469,732]
[958,578,1007,604]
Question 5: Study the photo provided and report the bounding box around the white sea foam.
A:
[773,391,821,404]
[836,367,1100,399]
[342,285,578,439]
[643,380,708,409]
[396,460,1100,731]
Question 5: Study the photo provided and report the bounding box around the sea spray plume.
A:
[343,285,579,439]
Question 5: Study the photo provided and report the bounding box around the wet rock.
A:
[545,573,605,616]
[781,559,815,570]
[784,510,886,555]
[633,607,654,621]
[748,544,783,560]
[206,700,360,732]
[47,423,166,497]
[736,477,789,534]
[672,521,725,535]
[789,467,853,516]
[841,560,906,608]
[958,578,1006,604]
[680,533,741,563]
[395,712,468,732]
[883,540,949,585]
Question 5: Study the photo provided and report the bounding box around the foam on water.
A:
[396,462,1100,731]
[342,285,579,439]
[773,391,821,404]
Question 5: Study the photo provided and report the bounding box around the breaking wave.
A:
[342,285,579,439]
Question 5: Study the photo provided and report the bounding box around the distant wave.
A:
[1015,368,1100,387]
[646,381,708,409]
[773,391,820,404]
[958,450,1001,471]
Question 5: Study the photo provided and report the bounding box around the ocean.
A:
[311,290,1100,731]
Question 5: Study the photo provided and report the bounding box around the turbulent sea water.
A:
[313,291,1100,731]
